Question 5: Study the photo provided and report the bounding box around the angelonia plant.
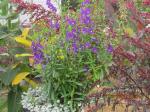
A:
[42,0,112,110]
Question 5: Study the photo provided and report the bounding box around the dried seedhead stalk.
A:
[10,0,60,27]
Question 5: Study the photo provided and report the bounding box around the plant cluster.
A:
[0,0,149,112]
[85,0,150,111]
[42,0,112,110]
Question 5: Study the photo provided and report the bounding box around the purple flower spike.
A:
[72,42,78,53]
[81,28,87,34]
[81,8,91,16]
[84,16,91,24]
[49,20,53,27]
[66,31,75,40]
[82,27,94,35]
[46,0,57,12]
[31,41,44,64]
[66,29,76,40]
[84,42,91,48]
[91,37,97,42]
[88,28,94,34]
[91,47,98,53]
[55,22,60,29]
[82,0,91,6]
[67,18,76,26]
[49,20,60,29]
[107,44,113,53]
[31,42,43,51]
[80,8,91,26]
[80,16,92,24]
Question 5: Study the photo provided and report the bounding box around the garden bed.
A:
[0,0,150,112]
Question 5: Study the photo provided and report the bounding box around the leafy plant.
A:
[0,2,38,110]
[39,0,113,111]
[11,0,113,111]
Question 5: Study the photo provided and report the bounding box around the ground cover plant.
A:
[0,0,150,112]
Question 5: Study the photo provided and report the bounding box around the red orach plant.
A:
[85,35,150,112]
[84,0,150,112]
[143,0,150,6]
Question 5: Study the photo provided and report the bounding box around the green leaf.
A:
[15,37,32,47]
[10,47,26,54]
[67,80,83,87]
[0,97,7,111]
[15,53,33,58]
[0,64,31,85]
[12,72,30,86]
[7,13,19,20]
[24,77,37,88]
[1,0,8,16]
[74,97,84,101]
[7,87,22,112]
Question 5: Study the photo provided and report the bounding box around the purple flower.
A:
[80,16,92,24]
[80,8,91,24]
[91,37,97,42]
[66,31,75,40]
[49,20,60,29]
[55,22,60,29]
[89,28,94,33]
[67,18,76,26]
[31,41,44,64]
[79,44,85,51]
[79,4,95,36]
[72,42,78,53]
[81,27,94,34]
[31,42,43,51]
[81,28,87,34]
[91,37,99,45]
[46,0,57,12]
[91,47,98,53]
[66,29,76,40]
[84,42,91,48]
[49,20,53,27]
[82,0,91,6]
[80,8,91,16]
[83,65,89,72]
[107,44,113,53]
